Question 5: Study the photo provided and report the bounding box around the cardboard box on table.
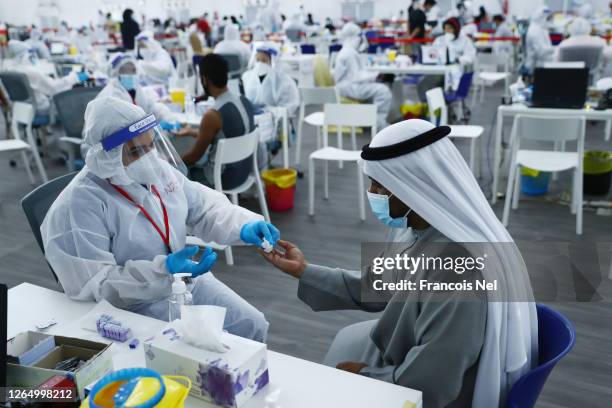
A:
[144,325,269,408]
[6,331,113,399]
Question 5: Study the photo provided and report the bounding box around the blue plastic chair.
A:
[444,71,474,103]
[506,304,576,408]
[300,44,316,54]
[329,43,342,54]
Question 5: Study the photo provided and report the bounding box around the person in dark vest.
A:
[174,54,255,190]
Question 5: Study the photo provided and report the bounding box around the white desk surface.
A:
[366,64,455,76]
[8,283,422,408]
[498,103,612,119]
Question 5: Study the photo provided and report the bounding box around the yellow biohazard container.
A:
[169,88,186,110]
[262,168,297,211]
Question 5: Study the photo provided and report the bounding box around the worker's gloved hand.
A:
[77,71,89,82]
[159,120,180,131]
[240,221,280,248]
[166,246,217,277]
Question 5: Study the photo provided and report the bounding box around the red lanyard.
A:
[112,184,171,252]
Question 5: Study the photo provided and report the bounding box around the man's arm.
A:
[181,109,222,166]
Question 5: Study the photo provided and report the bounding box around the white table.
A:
[7,283,422,408]
[175,106,290,170]
[490,104,612,204]
[366,63,456,76]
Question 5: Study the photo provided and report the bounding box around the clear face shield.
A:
[101,113,188,187]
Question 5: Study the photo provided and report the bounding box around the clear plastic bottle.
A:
[169,273,193,321]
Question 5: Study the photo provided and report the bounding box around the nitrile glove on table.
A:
[144,315,269,408]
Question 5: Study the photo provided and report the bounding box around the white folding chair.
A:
[0,132,35,185]
[502,115,586,235]
[205,129,270,265]
[426,87,483,174]
[472,52,511,104]
[308,103,377,221]
[10,102,48,183]
[295,87,339,166]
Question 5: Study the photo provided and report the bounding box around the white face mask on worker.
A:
[125,150,160,185]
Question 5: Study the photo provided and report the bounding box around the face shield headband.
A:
[102,113,158,152]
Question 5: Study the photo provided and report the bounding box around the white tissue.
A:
[174,305,229,353]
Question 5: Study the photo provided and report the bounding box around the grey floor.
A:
[1,82,611,407]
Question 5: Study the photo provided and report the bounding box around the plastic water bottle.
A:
[169,273,193,321]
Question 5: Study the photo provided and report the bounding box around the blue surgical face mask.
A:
[367,191,412,228]
[119,74,136,91]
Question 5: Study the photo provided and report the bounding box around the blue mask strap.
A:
[102,113,158,151]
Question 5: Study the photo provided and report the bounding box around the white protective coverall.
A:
[241,43,300,117]
[555,17,607,64]
[135,31,176,86]
[28,28,51,60]
[40,97,269,342]
[432,31,477,91]
[213,24,252,70]
[97,53,175,121]
[333,22,392,129]
[7,40,80,112]
[525,6,554,72]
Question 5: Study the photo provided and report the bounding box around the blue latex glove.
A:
[159,120,179,131]
[240,221,280,248]
[166,246,217,277]
[77,71,89,82]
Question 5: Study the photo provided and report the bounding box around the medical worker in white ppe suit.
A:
[333,22,392,130]
[41,97,280,342]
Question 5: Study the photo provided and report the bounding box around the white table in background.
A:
[490,104,612,204]
[366,63,457,76]
[7,283,422,408]
[174,106,290,169]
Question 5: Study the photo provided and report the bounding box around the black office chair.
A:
[53,87,102,170]
[217,53,243,79]
[21,172,78,284]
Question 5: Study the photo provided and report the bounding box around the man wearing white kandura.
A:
[261,119,538,408]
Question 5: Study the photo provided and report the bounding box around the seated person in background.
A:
[174,54,256,190]
[41,96,278,342]
[241,43,300,117]
[97,53,177,126]
[555,17,607,65]
[135,31,176,86]
[334,22,392,129]
[260,119,538,408]
[417,17,476,101]
[524,6,554,74]
[213,24,252,70]
[7,40,87,115]
[492,14,514,56]
[28,27,51,60]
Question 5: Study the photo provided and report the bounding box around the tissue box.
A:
[6,331,113,399]
[144,325,269,408]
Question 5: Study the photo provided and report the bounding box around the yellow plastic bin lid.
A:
[261,168,297,189]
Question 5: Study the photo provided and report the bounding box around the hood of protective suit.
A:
[136,30,162,57]
[8,40,30,60]
[224,23,240,41]
[256,41,279,64]
[568,17,591,37]
[531,6,550,25]
[360,119,537,407]
[339,22,362,50]
[108,53,138,78]
[84,97,147,184]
